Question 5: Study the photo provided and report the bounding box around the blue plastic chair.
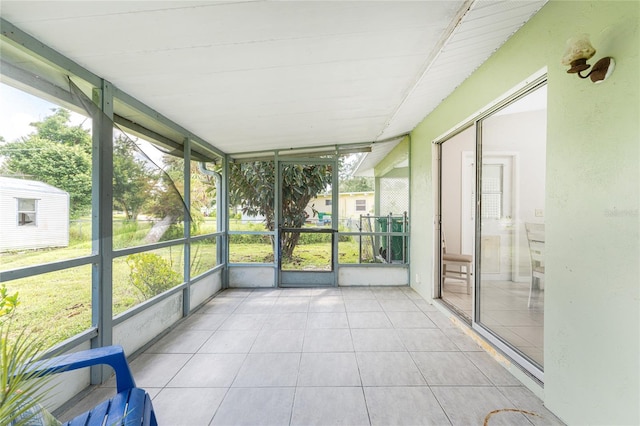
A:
[30,345,157,426]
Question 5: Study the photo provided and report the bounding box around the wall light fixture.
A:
[561,34,615,83]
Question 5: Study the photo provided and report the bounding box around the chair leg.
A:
[465,264,471,295]
[441,262,446,289]
[528,276,534,308]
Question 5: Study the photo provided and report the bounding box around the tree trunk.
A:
[281,231,301,260]
[144,215,174,244]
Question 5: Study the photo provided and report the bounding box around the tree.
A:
[147,155,187,220]
[340,176,373,193]
[116,149,211,243]
[30,109,91,154]
[0,109,92,217]
[190,163,217,217]
[338,153,373,193]
[112,136,156,220]
[141,155,191,243]
[228,161,332,259]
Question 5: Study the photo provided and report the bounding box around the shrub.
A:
[229,233,272,244]
[298,232,331,244]
[126,253,181,300]
[160,223,184,241]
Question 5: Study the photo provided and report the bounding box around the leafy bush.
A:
[160,223,184,241]
[229,233,272,244]
[126,253,181,300]
[298,232,331,244]
[0,285,19,318]
[1,285,59,426]
[297,227,354,244]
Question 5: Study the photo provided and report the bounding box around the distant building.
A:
[307,192,374,226]
[0,177,70,252]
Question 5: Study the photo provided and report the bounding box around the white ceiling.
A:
[0,1,546,155]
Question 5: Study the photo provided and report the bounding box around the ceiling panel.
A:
[0,1,546,154]
[376,0,547,140]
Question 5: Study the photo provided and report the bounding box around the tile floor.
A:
[59,287,562,426]
[442,279,544,366]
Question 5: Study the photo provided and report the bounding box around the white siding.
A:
[0,178,70,252]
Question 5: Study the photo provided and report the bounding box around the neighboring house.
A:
[307,191,374,225]
[236,192,374,227]
[0,177,69,252]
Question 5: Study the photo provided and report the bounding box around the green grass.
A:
[0,247,91,271]
[5,266,93,347]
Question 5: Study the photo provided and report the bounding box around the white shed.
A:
[0,177,70,252]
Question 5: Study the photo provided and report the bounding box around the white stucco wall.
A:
[338,266,408,286]
[190,270,222,310]
[229,266,275,287]
[113,293,183,355]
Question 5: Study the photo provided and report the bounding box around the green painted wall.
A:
[409,1,639,424]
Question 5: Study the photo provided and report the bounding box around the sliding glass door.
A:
[438,78,547,380]
[476,83,547,374]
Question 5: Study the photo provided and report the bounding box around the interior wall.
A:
[483,109,546,225]
[441,126,474,255]
[483,108,547,279]
[409,1,639,424]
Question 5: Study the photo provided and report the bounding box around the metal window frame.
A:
[16,197,38,227]
[0,20,226,379]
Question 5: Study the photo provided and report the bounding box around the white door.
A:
[461,152,475,256]
[479,154,515,281]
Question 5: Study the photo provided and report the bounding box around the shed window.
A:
[17,198,37,226]
[325,199,332,206]
[355,199,366,211]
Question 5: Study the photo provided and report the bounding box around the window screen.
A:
[481,164,503,219]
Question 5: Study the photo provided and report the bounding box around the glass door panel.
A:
[280,229,333,271]
[440,126,476,320]
[278,160,336,287]
[477,84,547,370]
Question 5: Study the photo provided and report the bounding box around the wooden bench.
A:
[30,345,157,426]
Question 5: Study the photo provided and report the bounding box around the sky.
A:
[0,83,90,142]
[0,82,167,166]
